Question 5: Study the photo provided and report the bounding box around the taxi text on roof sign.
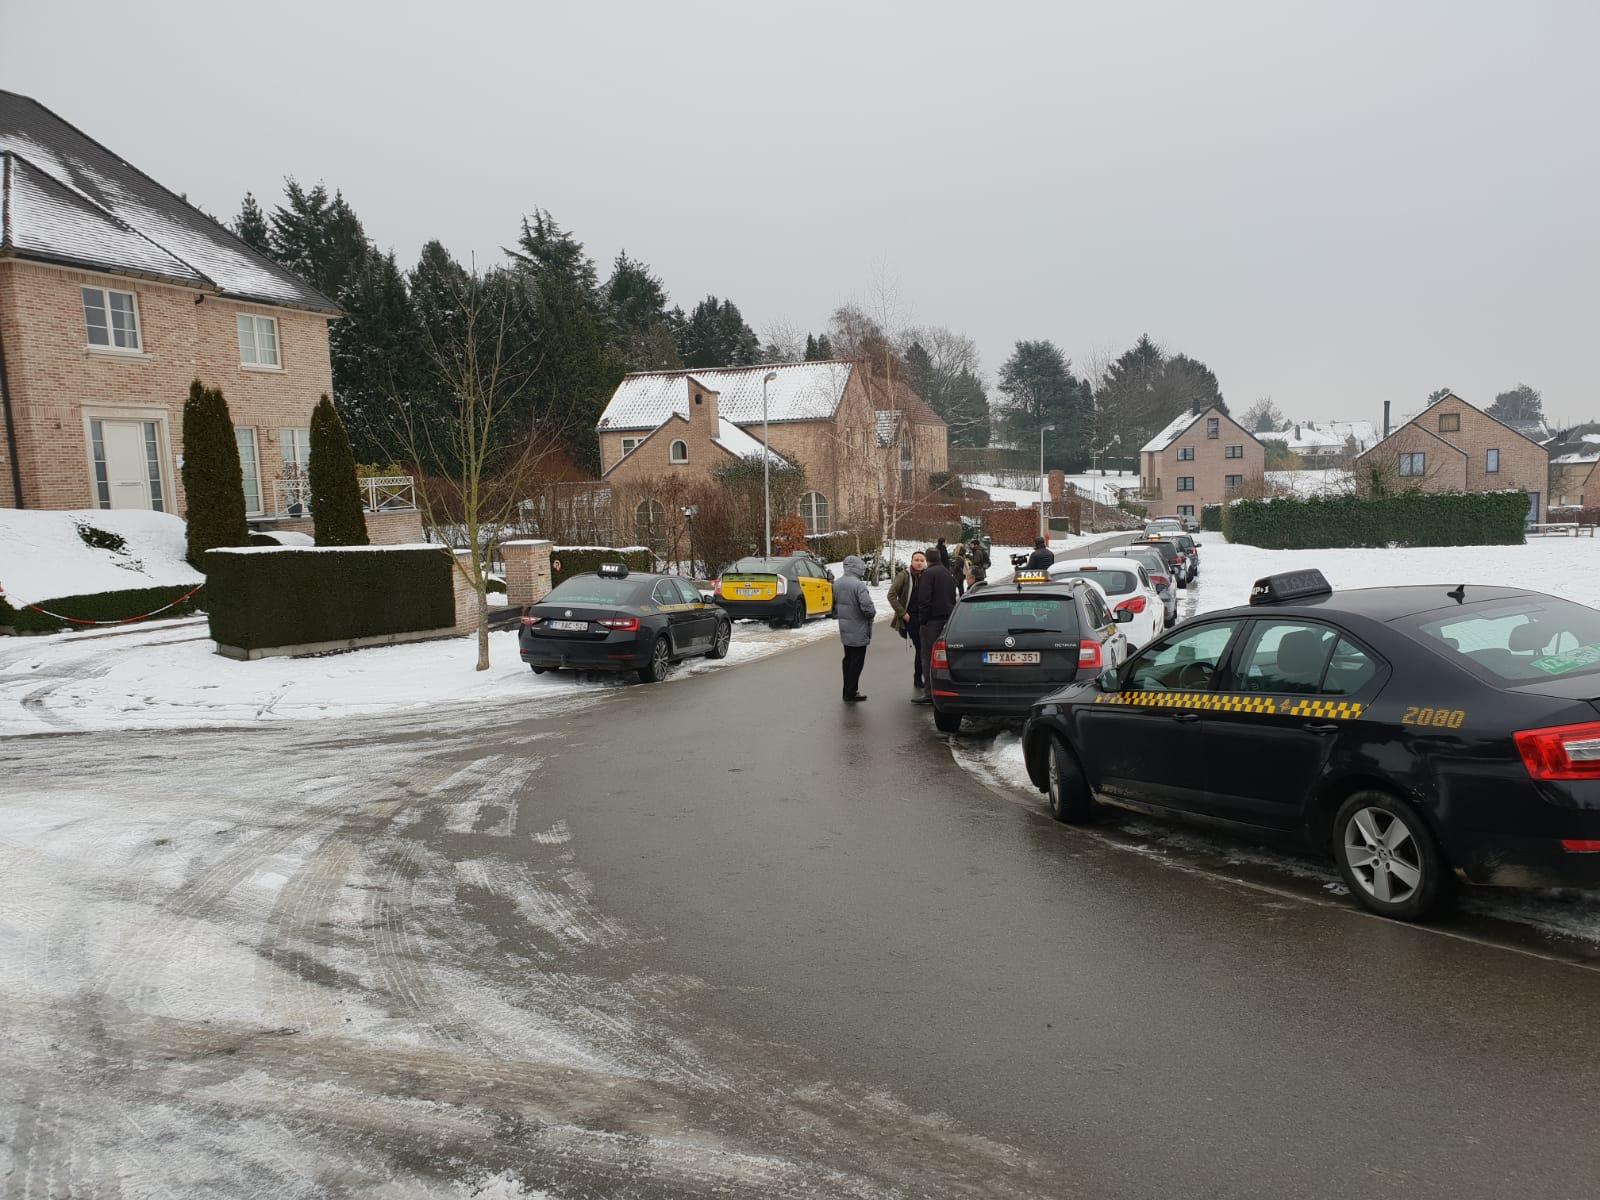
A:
[1249,569,1333,606]
[1013,571,1052,585]
[597,562,630,578]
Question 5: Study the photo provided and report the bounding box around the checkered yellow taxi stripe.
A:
[1094,690,1363,719]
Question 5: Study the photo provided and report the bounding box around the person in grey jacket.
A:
[835,555,877,703]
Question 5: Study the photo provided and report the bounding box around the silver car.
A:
[1104,544,1178,628]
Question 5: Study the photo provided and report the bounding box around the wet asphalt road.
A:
[540,601,1600,1198]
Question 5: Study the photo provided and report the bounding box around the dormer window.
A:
[82,286,141,352]
[670,439,689,464]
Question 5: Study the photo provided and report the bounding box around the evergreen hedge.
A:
[0,584,205,634]
[204,547,454,652]
[1200,504,1223,532]
[551,547,654,586]
[309,395,370,546]
[180,380,249,567]
[1222,490,1529,549]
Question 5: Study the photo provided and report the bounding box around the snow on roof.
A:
[712,418,790,467]
[0,509,201,605]
[1552,451,1600,465]
[598,361,855,432]
[1257,420,1378,453]
[1140,411,1202,453]
[0,91,337,313]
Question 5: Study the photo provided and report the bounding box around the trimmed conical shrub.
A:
[180,379,249,567]
[309,394,369,546]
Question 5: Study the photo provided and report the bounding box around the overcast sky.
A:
[5,1,1596,425]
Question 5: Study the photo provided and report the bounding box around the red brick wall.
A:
[981,506,1042,546]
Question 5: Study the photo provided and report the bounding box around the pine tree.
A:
[804,333,819,361]
[233,193,271,254]
[815,333,833,359]
[605,252,681,372]
[269,180,370,299]
[333,249,419,463]
[180,380,249,567]
[996,341,1092,470]
[676,296,760,368]
[309,395,369,546]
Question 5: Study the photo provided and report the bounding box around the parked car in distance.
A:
[1145,515,1191,534]
[1104,544,1179,628]
[1170,532,1201,581]
[927,571,1133,734]
[1049,559,1165,650]
[1131,536,1189,588]
[520,563,732,683]
[713,555,834,628]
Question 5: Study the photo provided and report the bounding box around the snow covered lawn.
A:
[0,508,200,604]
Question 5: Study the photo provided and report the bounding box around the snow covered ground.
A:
[0,508,201,604]
[966,470,1139,509]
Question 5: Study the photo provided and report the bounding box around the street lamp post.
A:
[762,370,778,559]
[1038,424,1055,542]
[681,504,698,579]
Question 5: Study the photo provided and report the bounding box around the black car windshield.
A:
[950,594,1080,637]
[544,576,651,606]
[1052,568,1137,596]
[1414,598,1600,684]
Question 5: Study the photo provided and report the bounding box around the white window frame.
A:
[80,406,172,511]
[799,490,829,536]
[620,437,642,457]
[236,426,263,515]
[280,427,312,476]
[81,285,143,353]
[237,312,282,369]
[669,439,689,464]
[1486,448,1500,474]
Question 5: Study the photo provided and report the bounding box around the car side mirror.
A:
[1114,609,1134,623]
[1095,667,1122,693]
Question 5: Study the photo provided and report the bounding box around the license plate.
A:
[983,651,1040,665]
[735,587,764,599]
[550,620,589,632]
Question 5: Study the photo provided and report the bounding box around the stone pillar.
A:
[1048,470,1066,503]
[452,550,478,634]
[501,539,554,607]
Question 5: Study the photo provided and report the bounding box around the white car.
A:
[1048,558,1166,651]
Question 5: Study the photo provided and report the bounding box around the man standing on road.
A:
[911,546,957,705]
[1026,537,1054,571]
[968,538,990,578]
[888,550,929,697]
[950,544,968,596]
[835,554,876,703]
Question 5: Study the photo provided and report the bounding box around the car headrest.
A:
[1507,621,1552,654]
[1277,629,1331,679]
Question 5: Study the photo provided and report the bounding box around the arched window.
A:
[798,491,829,537]
[670,439,689,464]
[635,498,665,547]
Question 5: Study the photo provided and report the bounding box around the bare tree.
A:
[393,265,571,670]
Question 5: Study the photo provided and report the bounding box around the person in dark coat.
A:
[934,537,951,568]
[1026,537,1055,571]
[834,555,876,702]
[887,550,929,695]
[912,547,958,704]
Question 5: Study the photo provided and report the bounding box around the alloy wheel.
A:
[714,624,730,656]
[652,640,670,680]
[1343,807,1423,904]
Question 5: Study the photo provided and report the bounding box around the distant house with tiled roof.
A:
[1544,425,1600,508]
[1257,419,1378,467]
[1138,405,1264,516]
[0,91,418,541]
[1354,391,1549,521]
[597,360,947,536]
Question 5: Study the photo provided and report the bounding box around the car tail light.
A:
[773,576,788,595]
[597,616,639,632]
[1151,574,1169,589]
[1514,722,1600,781]
[1116,595,1147,615]
[712,577,723,598]
[1078,639,1103,671]
[1562,840,1600,853]
[931,639,949,669]
[520,614,542,627]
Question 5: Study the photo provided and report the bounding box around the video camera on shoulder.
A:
[1010,552,1030,569]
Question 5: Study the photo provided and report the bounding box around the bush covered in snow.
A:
[1224,489,1530,549]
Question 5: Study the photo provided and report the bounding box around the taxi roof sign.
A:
[1013,570,1052,585]
[596,562,630,578]
[1250,569,1333,605]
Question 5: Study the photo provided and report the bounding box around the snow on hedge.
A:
[0,509,201,605]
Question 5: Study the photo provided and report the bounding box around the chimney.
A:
[686,377,720,432]
[1383,401,1391,438]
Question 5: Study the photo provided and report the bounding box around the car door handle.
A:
[1304,722,1339,734]
[1171,712,1200,723]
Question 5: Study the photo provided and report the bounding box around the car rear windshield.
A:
[949,594,1080,637]
[544,576,650,606]
[1414,598,1600,684]
[728,558,787,574]
[1053,568,1138,596]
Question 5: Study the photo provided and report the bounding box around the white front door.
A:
[101,419,155,509]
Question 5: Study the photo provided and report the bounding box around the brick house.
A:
[0,91,419,541]
[596,360,948,537]
[1353,391,1549,521]
[1139,405,1265,516]
[1543,428,1600,509]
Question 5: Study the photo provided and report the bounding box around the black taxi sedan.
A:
[927,572,1134,734]
[520,563,732,683]
[1021,569,1600,920]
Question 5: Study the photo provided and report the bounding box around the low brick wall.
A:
[502,539,554,606]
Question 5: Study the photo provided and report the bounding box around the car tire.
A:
[530,665,546,674]
[637,637,672,684]
[706,620,732,660]
[933,709,962,734]
[1333,791,1453,921]
[1045,735,1096,823]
